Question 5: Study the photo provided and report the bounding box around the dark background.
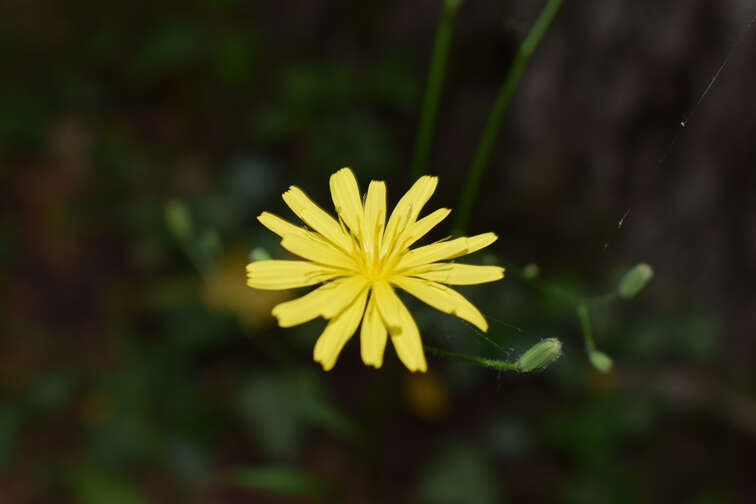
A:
[1,0,755,502]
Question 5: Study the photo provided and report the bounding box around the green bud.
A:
[522,262,540,280]
[617,263,653,299]
[589,350,613,373]
[516,338,562,373]
[249,247,271,262]
[164,200,192,242]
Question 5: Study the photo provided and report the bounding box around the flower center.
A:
[362,253,386,281]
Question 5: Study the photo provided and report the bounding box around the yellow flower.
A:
[246,168,504,372]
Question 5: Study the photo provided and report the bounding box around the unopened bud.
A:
[589,350,613,373]
[516,338,562,373]
[522,262,540,280]
[617,263,653,299]
[249,247,271,262]
[164,200,192,241]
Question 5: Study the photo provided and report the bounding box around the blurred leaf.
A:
[212,29,258,87]
[70,468,145,504]
[0,84,50,149]
[0,408,20,468]
[240,374,300,459]
[197,228,220,260]
[689,489,733,504]
[164,439,210,487]
[281,64,354,109]
[164,199,193,242]
[27,373,71,412]
[307,113,396,179]
[564,465,643,504]
[132,21,208,79]
[0,223,13,264]
[366,54,420,109]
[544,397,658,468]
[416,443,500,504]
[251,104,301,145]
[225,466,327,498]
[239,371,356,460]
[623,311,719,362]
[89,410,158,467]
[484,416,533,460]
[293,372,358,438]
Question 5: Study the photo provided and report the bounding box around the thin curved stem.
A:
[410,0,466,180]
[576,302,595,353]
[424,345,519,371]
[453,0,563,234]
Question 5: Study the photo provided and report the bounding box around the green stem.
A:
[410,0,466,180]
[452,0,563,234]
[424,345,519,371]
[576,302,595,353]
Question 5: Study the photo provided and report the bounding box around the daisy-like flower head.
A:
[247,168,504,372]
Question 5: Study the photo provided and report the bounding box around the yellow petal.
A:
[258,211,325,243]
[313,287,369,371]
[409,263,505,285]
[372,281,402,334]
[371,281,426,371]
[272,276,368,327]
[391,318,427,371]
[282,186,352,251]
[382,175,438,255]
[361,180,386,259]
[329,167,363,235]
[246,260,343,290]
[391,276,488,332]
[446,232,498,259]
[394,232,498,272]
[402,208,450,248]
[319,276,369,318]
[394,238,467,271]
[280,233,357,270]
[360,291,388,368]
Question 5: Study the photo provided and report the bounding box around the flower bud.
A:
[516,338,562,372]
[164,200,192,241]
[522,262,540,280]
[617,263,653,299]
[589,350,613,373]
[249,247,272,262]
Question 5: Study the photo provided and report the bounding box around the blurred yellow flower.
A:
[404,371,450,420]
[247,168,504,372]
[203,247,291,326]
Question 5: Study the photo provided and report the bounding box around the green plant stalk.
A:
[424,345,519,371]
[410,0,466,180]
[576,302,595,353]
[452,0,563,234]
